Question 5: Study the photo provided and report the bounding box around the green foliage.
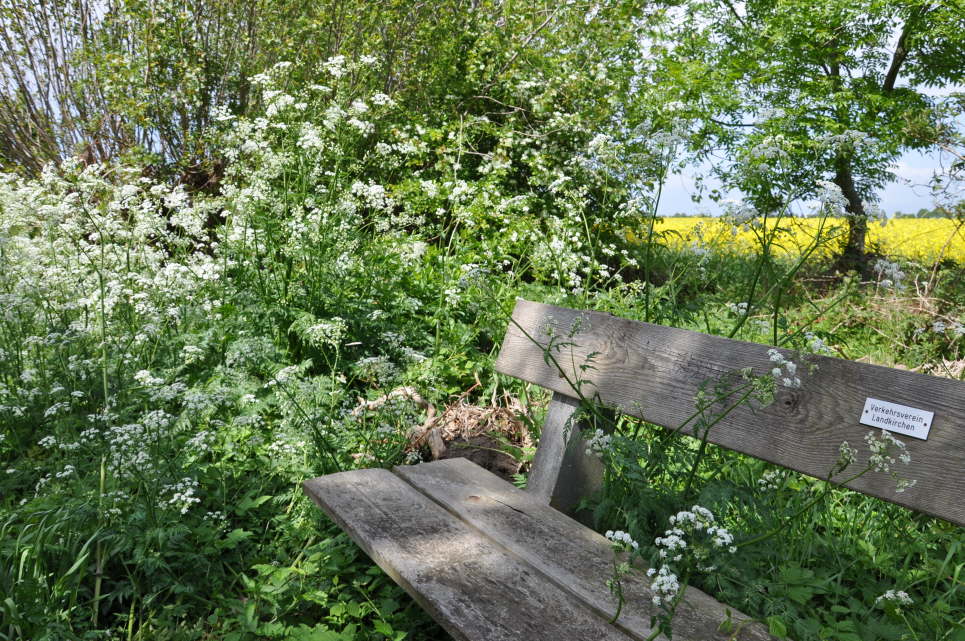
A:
[0,1,962,639]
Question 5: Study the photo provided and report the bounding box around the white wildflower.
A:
[161,477,201,515]
[874,259,906,291]
[605,529,639,550]
[585,428,612,457]
[649,565,680,605]
[727,301,749,316]
[758,469,783,491]
[55,464,76,479]
[815,180,849,215]
[322,55,347,78]
[805,332,832,355]
[371,92,394,106]
[766,348,802,388]
[876,590,913,606]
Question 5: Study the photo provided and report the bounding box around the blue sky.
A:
[658,147,955,217]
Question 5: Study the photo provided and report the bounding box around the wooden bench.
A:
[303,299,965,641]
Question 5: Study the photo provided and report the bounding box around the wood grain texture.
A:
[495,299,965,526]
[303,468,638,641]
[397,458,774,641]
[526,392,606,520]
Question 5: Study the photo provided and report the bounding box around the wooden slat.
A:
[495,299,965,526]
[397,458,773,641]
[303,468,638,641]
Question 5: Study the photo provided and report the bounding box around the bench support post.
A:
[526,392,606,521]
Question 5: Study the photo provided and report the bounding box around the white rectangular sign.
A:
[860,398,933,440]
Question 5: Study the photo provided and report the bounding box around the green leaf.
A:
[767,615,788,638]
[787,585,815,604]
[344,600,362,618]
[290,624,345,641]
[219,528,253,550]
[374,620,394,637]
[236,494,274,515]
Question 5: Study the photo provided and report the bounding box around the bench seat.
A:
[304,457,772,641]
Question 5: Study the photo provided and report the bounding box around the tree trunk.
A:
[833,153,869,273]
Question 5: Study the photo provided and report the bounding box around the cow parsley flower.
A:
[864,429,916,492]
[758,469,783,490]
[648,565,680,606]
[161,477,201,515]
[585,428,612,457]
[804,332,831,355]
[865,429,908,473]
[605,530,639,550]
[815,180,849,215]
[766,348,801,388]
[876,590,912,606]
[322,55,347,78]
[874,259,906,291]
[371,92,394,106]
[55,464,76,479]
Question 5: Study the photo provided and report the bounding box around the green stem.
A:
[898,611,921,641]
[607,557,625,624]
[739,466,873,548]
[643,164,668,323]
[92,458,105,626]
[681,386,756,499]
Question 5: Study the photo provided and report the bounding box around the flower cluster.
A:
[757,468,784,491]
[605,529,639,550]
[865,429,911,472]
[834,440,859,474]
[928,320,965,336]
[161,477,201,515]
[864,429,915,492]
[646,565,680,607]
[767,348,801,388]
[874,259,906,291]
[814,180,850,216]
[875,589,913,606]
[585,428,612,457]
[746,134,791,164]
[804,331,832,355]
[643,506,737,608]
[722,200,761,233]
[726,301,748,316]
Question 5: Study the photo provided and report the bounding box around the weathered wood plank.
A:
[526,392,606,519]
[495,299,965,526]
[303,468,639,641]
[397,458,774,641]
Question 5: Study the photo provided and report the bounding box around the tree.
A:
[0,0,485,175]
[658,0,965,270]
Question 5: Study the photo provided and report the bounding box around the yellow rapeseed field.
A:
[649,217,965,263]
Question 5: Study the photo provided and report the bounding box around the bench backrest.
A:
[495,299,965,527]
